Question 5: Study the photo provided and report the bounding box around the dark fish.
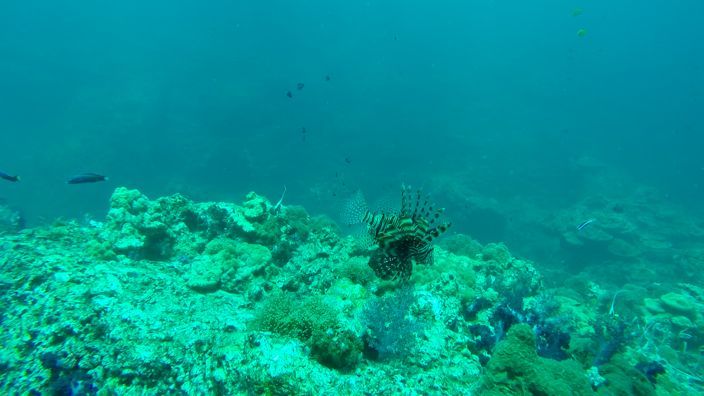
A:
[301,127,307,142]
[325,75,331,81]
[286,91,293,98]
[67,173,108,184]
[0,171,20,182]
[344,156,352,164]
[296,82,305,90]
[576,218,596,231]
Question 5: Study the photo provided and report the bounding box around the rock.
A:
[185,256,224,293]
[659,292,696,317]
[643,298,665,314]
[242,192,268,221]
[670,315,693,329]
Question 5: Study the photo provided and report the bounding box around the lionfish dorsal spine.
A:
[423,223,451,242]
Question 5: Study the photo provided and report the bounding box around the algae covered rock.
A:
[100,187,286,261]
[102,187,181,260]
[219,241,272,294]
[184,237,272,294]
[643,297,666,315]
[659,292,696,317]
[241,191,268,221]
[310,326,363,371]
[185,254,224,292]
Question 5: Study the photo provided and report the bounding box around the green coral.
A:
[481,243,513,265]
[480,324,592,395]
[310,327,362,371]
[84,239,117,261]
[251,293,363,371]
[596,355,655,396]
[253,294,336,339]
[438,233,483,258]
[334,256,376,286]
[416,248,477,305]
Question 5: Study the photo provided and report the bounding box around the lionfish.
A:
[345,185,451,281]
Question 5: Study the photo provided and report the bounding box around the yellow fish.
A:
[577,28,588,37]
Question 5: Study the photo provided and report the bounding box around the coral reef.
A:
[0,187,699,394]
[552,189,704,283]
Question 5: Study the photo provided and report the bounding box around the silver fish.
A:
[577,218,596,231]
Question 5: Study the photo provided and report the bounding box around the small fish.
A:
[576,218,596,231]
[0,171,20,182]
[577,28,588,37]
[271,185,287,215]
[67,173,108,184]
[344,156,352,164]
[325,75,331,81]
[572,8,583,17]
[301,127,307,142]
[296,82,305,90]
[286,91,293,98]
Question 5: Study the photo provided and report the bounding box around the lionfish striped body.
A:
[361,185,450,280]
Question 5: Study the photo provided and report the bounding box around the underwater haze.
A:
[2,0,704,394]
[1,0,702,225]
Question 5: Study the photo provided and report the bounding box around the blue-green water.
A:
[2,1,702,224]
[1,1,703,394]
